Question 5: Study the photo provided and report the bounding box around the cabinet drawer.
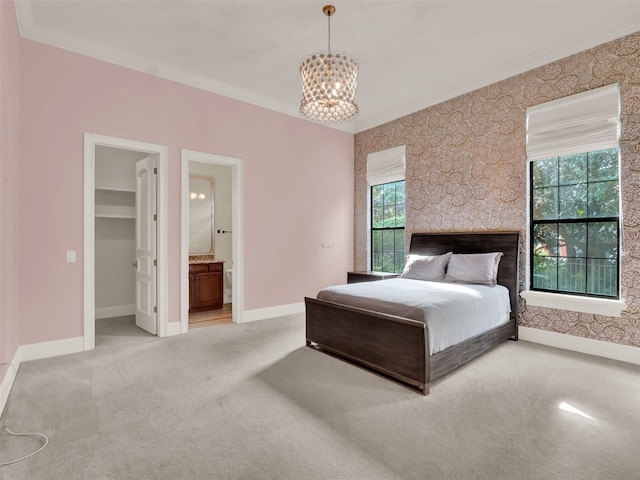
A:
[189,262,224,274]
[189,264,209,274]
[208,262,223,272]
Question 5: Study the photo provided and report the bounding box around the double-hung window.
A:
[367,146,406,274]
[524,84,626,314]
[530,148,619,297]
[371,180,405,273]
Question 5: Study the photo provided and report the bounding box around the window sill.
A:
[520,290,627,317]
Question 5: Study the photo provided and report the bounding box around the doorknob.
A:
[132,261,138,268]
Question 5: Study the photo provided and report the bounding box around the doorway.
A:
[180,150,244,331]
[83,134,169,351]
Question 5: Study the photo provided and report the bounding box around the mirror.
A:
[189,175,215,255]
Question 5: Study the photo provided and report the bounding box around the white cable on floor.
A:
[0,364,49,466]
[0,427,49,466]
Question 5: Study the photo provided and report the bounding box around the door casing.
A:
[83,133,169,351]
[180,149,244,331]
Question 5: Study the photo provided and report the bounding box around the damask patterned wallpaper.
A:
[354,32,640,347]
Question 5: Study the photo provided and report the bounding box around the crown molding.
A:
[13,0,33,37]
[353,13,640,133]
[14,1,637,136]
[13,2,355,134]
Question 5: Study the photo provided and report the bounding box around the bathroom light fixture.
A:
[299,4,359,124]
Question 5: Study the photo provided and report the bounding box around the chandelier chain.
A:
[327,11,331,54]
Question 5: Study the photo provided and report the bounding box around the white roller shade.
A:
[366,145,406,185]
[526,84,620,161]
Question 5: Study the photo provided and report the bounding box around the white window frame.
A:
[370,180,406,273]
[521,85,627,317]
[366,145,406,271]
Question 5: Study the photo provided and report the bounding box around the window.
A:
[526,84,621,302]
[367,145,406,274]
[371,180,405,273]
[530,148,619,298]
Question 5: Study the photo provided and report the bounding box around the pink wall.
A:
[0,0,21,377]
[19,38,354,345]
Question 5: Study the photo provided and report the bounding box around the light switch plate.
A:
[66,250,76,263]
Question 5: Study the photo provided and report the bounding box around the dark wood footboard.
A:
[305,297,430,395]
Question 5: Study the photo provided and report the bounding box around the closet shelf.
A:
[95,186,135,193]
[95,204,135,218]
[95,213,135,219]
[95,189,136,219]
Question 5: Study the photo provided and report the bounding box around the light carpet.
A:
[1,314,639,480]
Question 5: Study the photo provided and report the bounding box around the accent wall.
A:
[354,32,640,347]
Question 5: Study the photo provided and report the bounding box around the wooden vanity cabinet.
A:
[189,262,224,312]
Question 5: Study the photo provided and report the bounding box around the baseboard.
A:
[0,336,85,417]
[519,326,640,366]
[0,351,20,418]
[95,304,135,319]
[242,302,305,323]
[19,336,85,363]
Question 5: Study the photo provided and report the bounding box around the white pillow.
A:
[444,252,503,286]
[401,252,452,281]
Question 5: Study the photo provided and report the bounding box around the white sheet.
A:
[318,278,511,354]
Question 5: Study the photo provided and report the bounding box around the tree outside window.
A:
[530,148,619,298]
[371,180,405,274]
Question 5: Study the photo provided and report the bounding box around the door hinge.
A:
[153,167,158,174]
[154,259,157,267]
[153,214,157,221]
[154,306,157,313]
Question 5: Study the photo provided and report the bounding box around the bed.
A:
[304,231,520,395]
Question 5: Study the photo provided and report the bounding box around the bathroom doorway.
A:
[180,150,244,331]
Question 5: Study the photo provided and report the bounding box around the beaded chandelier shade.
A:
[299,5,359,124]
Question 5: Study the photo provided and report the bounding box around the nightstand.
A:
[347,271,400,284]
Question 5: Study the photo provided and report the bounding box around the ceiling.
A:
[14,1,640,133]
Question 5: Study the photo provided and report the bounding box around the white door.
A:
[135,155,158,334]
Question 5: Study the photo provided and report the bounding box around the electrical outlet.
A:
[66,251,76,262]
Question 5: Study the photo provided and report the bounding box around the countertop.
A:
[188,255,220,264]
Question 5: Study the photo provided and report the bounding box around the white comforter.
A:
[317,278,511,354]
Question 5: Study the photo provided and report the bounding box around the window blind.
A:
[366,145,405,185]
[526,84,620,161]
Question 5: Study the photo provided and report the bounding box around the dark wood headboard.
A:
[409,231,520,321]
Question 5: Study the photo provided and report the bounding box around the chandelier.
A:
[299,5,359,124]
